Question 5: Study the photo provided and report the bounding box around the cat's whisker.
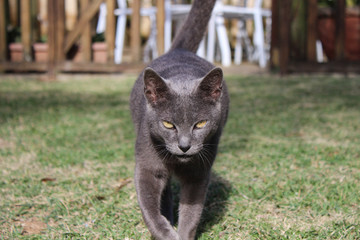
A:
[201,146,215,168]
[201,152,210,168]
[153,144,167,150]
[203,143,217,147]
[157,149,172,163]
[162,151,170,163]
[197,150,210,170]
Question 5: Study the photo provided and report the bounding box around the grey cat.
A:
[129,0,229,239]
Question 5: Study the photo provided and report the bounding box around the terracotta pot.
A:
[345,16,360,60]
[33,43,49,62]
[9,43,24,62]
[92,42,108,63]
[317,10,360,61]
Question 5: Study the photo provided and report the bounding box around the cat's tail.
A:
[170,0,216,53]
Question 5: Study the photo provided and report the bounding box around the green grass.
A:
[1,73,359,239]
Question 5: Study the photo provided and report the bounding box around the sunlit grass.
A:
[0,73,359,239]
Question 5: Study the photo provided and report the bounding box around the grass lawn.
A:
[0,73,359,239]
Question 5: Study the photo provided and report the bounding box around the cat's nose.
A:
[179,144,191,153]
[178,136,191,153]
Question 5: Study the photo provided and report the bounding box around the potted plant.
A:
[8,27,23,62]
[92,33,108,63]
[317,0,360,60]
[33,36,48,62]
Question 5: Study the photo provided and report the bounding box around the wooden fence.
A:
[1,0,359,76]
[271,0,360,74]
[0,0,166,77]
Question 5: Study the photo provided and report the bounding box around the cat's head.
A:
[143,67,224,162]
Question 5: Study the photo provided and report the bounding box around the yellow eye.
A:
[195,120,207,129]
[163,121,175,129]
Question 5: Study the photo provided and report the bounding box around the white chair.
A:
[96,3,107,34]
[207,1,232,66]
[208,0,272,67]
[233,19,255,65]
[164,0,208,57]
[114,0,158,63]
[96,0,158,64]
[97,1,158,64]
[164,0,192,52]
[316,40,324,62]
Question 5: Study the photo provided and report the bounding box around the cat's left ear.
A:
[143,67,170,105]
[197,67,223,102]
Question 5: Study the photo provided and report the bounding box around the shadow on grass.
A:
[0,89,135,166]
[221,76,360,152]
[230,75,360,114]
[196,173,232,238]
[0,89,131,124]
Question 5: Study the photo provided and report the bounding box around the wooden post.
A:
[270,0,279,68]
[279,0,292,74]
[80,0,92,62]
[56,0,65,62]
[47,0,65,80]
[106,0,115,62]
[334,0,345,60]
[131,0,141,62]
[21,0,32,61]
[8,0,18,26]
[38,0,48,39]
[64,0,103,53]
[156,0,165,55]
[48,0,56,79]
[65,0,78,31]
[306,0,317,62]
[0,0,6,62]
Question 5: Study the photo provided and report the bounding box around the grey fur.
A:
[129,0,229,239]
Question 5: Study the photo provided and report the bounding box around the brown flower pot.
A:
[345,16,360,60]
[92,42,108,63]
[317,8,360,61]
[9,43,24,62]
[33,43,49,62]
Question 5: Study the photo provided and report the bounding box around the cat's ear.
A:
[197,67,223,101]
[143,67,169,105]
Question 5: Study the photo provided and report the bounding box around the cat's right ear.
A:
[143,67,169,105]
[197,67,223,102]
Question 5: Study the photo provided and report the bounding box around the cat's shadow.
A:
[171,172,232,238]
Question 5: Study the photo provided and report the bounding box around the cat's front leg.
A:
[177,178,209,240]
[160,179,174,225]
[135,166,179,240]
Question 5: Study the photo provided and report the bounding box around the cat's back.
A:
[149,49,214,80]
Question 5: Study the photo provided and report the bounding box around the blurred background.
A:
[0,0,359,77]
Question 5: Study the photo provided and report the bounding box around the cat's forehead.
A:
[165,77,200,95]
[160,94,213,123]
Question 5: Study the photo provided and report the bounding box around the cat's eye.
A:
[195,120,207,129]
[162,121,175,129]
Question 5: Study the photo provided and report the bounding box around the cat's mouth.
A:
[175,154,194,159]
